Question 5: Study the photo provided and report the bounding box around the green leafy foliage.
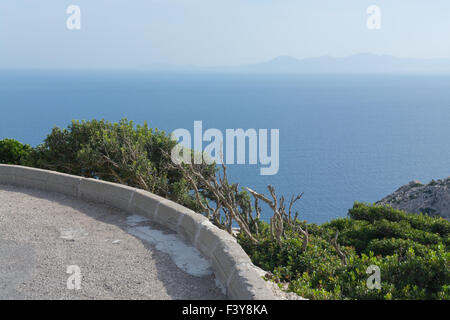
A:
[28,119,215,210]
[349,202,450,237]
[0,138,32,165]
[238,203,450,300]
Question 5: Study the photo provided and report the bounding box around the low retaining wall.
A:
[0,164,275,300]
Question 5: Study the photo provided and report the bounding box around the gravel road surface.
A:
[0,184,226,300]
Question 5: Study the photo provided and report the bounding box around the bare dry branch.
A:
[331,230,347,266]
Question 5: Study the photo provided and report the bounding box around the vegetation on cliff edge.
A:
[0,119,448,300]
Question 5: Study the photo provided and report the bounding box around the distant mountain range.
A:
[141,53,450,74]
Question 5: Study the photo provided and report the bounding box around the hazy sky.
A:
[0,0,449,68]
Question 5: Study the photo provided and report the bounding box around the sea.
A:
[1,70,449,224]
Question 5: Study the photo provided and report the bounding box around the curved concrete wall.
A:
[0,164,275,300]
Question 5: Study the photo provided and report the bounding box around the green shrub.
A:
[29,119,215,211]
[238,203,450,300]
[0,138,32,165]
[350,201,450,237]
[366,238,429,256]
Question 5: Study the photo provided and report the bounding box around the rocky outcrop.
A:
[377,178,450,219]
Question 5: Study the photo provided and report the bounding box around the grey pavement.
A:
[0,184,226,300]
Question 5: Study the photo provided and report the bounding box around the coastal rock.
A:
[377,178,450,219]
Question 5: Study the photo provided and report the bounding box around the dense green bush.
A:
[324,218,443,252]
[365,238,429,256]
[0,138,32,165]
[349,202,450,237]
[238,203,450,300]
[28,119,215,211]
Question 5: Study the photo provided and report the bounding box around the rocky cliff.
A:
[377,178,450,219]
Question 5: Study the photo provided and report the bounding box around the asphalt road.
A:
[0,184,226,300]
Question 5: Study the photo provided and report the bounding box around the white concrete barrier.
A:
[0,164,275,300]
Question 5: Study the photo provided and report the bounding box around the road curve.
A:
[0,184,226,300]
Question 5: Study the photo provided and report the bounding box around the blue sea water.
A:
[1,70,450,224]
